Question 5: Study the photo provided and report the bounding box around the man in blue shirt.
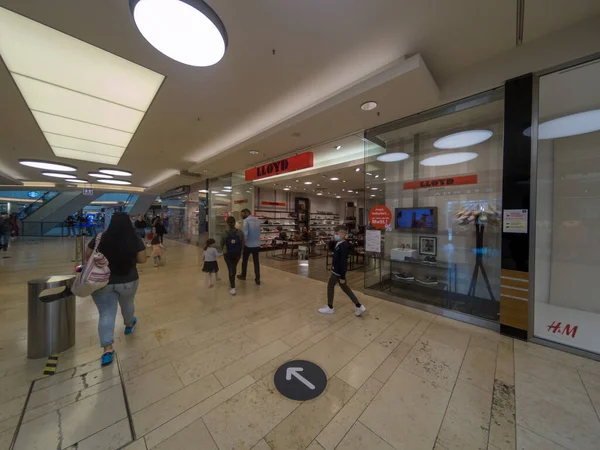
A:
[238,208,262,285]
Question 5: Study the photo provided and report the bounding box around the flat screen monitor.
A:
[395,207,437,232]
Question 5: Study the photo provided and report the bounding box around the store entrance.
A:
[254,162,366,292]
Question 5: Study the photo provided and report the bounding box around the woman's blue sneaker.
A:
[125,317,137,335]
[101,351,115,366]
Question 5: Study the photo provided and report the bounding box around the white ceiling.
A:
[0,0,599,192]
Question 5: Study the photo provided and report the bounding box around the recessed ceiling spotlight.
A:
[295,179,300,183]
[371,188,378,190]
[304,181,312,185]
[203,169,209,173]
[360,101,378,111]
[383,178,386,181]
[89,172,113,178]
[199,189,209,193]
[317,193,323,196]
[433,130,493,149]
[355,167,361,172]
[335,145,343,150]
[375,175,379,178]
[342,180,347,183]
[69,179,89,183]
[370,194,376,197]
[42,172,76,179]
[283,187,290,191]
[330,177,339,181]
[347,190,353,193]
[377,152,410,162]
[366,172,372,176]
[535,109,600,139]
[130,0,228,67]
[97,179,132,185]
[303,188,307,191]
[420,152,478,166]
[336,196,341,198]
[317,184,320,187]
[249,150,259,155]
[342,189,345,192]
[99,169,132,176]
[19,160,77,172]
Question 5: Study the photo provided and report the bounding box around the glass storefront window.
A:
[533,58,600,355]
[364,90,504,322]
[208,173,254,243]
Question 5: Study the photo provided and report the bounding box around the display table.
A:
[267,239,323,260]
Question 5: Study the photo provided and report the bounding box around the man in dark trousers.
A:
[237,208,261,285]
[319,227,366,317]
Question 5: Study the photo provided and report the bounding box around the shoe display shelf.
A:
[386,257,458,294]
[309,212,342,239]
[256,209,295,252]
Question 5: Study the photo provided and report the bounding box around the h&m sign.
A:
[403,174,478,190]
[245,152,314,182]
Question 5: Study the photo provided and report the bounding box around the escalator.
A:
[18,191,59,220]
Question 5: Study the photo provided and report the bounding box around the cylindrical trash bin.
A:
[27,275,76,359]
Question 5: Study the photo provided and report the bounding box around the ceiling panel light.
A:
[355,168,361,172]
[98,179,132,185]
[304,181,312,185]
[19,159,77,171]
[433,130,493,149]
[199,189,209,193]
[99,169,133,177]
[42,172,76,179]
[69,179,89,183]
[88,172,113,178]
[0,7,164,165]
[249,150,259,155]
[214,193,227,197]
[377,152,409,162]
[537,109,600,139]
[130,0,228,67]
[361,101,378,111]
[330,177,339,181]
[420,152,478,166]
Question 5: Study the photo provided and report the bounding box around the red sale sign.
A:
[368,205,392,229]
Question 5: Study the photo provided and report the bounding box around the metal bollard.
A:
[27,275,76,359]
[73,234,86,264]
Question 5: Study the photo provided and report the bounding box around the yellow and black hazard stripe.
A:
[42,354,59,377]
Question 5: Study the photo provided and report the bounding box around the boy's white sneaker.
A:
[355,305,367,317]
[318,306,335,315]
[229,288,236,296]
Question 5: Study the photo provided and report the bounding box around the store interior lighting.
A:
[0,6,164,165]
[433,130,493,149]
[376,152,410,162]
[42,172,76,179]
[98,179,132,185]
[537,109,600,139]
[330,177,339,181]
[69,179,89,183]
[19,160,77,171]
[89,172,113,178]
[420,152,478,166]
[99,169,133,176]
[130,0,228,67]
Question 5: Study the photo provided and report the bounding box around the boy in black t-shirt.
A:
[318,227,366,317]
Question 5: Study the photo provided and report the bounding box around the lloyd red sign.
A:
[261,201,286,207]
[245,152,314,181]
[404,174,478,190]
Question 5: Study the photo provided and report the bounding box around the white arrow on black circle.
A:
[286,367,315,390]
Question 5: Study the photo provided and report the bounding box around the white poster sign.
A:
[503,209,528,233]
[365,230,381,253]
[534,302,600,354]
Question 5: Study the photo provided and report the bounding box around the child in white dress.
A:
[203,239,222,287]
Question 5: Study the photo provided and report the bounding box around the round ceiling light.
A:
[98,179,132,185]
[304,181,312,185]
[336,196,341,199]
[537,109,600,139]
[330,177,339,181]
[89,172,113,178]
[317,193,323,196]
[98,169,133,177]
[42,172,77,179]
[283,188,290,191]
[355,167,361,172]
[249,150,259,155]
[335,145,343,150]
[130,0,228,67]
[69,179,89,184]
[377,152,409,162]
[360,101,378,111]
[433,130,493,149]
[420,152,478,166]
[20,160,77,172]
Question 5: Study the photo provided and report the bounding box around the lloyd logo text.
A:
[245,152,314,181]
[404,174,478,190]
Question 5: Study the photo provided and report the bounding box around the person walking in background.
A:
[318,227,366,317]
[154,217,167,244]
[150,235,164,267]
[0,211,13,251]
[221,216,244,296]
[66,215,76,237]
[86,212,147,366]
[237,208,261,285]
[77,211,87,235]
[203,238,222,288]
[134,215,147,239]
[9,213,22,239]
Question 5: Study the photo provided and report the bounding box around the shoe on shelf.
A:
[318,306,335,315]
[101,350,115,366]
[229,288,237,296]
[416,276,439,286]
[355,305,367,317]
[237,275,246,281]
[124,317,137,335]
[393,272,414,281]
[404,256,418,263]
[429,257,437,265]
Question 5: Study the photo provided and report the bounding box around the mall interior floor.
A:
[1,238,599,450]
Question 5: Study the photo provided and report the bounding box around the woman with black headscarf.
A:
[86,212,147,366]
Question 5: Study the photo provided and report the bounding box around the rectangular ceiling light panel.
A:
[0,7,164,165]
[51,148,120,165]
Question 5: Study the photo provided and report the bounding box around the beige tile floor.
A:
[1,238,600,450]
